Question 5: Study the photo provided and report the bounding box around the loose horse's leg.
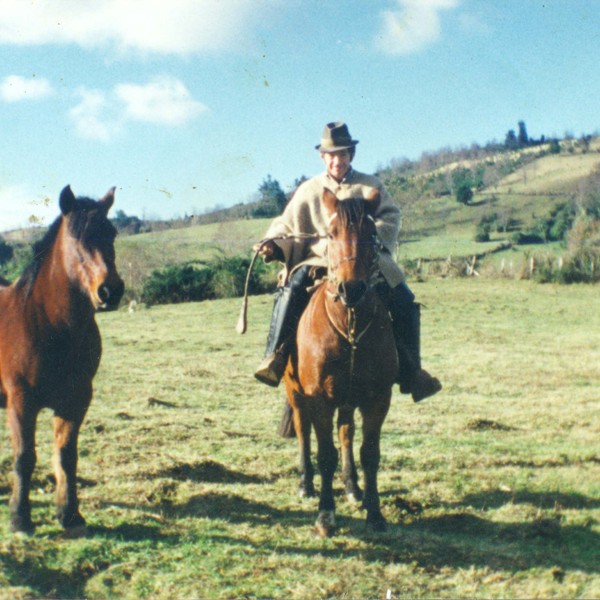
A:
[291,399,315,498]
[53,415,87,535]
[337,407,362,503]
[6,399,38,534]
[360,392,391,532]
[313,402,337,537]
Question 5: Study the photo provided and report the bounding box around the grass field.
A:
[0,278,598,598]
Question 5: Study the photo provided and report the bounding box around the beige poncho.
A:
[263,169,405,288]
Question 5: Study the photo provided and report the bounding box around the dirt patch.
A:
[465,418,516,431]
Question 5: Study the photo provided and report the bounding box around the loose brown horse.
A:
[283,188,398,536]
[0,185,124,535]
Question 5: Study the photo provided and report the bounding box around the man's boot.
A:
[387,283,442,402]
[254,266,311,387]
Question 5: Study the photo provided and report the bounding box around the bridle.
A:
[324,212,382,390]
[325,214,381,306]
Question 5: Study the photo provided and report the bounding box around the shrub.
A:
[141,263,214,306]
[0,244,33,283]
[211,254,274,299]
[474,221,491,242]
[533,250,600,284]
[140,254,278,306]
[510,231,545,245]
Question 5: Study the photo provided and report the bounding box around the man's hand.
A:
[253,239,279,263]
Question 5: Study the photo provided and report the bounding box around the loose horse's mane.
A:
[16,196,102,295]
[335,197,370,230]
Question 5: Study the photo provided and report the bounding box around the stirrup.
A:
[254,351,288,387]
[410,369,442,403]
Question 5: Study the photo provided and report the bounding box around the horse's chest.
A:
[1,320,101,407]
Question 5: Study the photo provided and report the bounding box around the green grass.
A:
[0,279,598,598]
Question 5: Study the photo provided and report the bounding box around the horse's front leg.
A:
[7,399,38,534]
[337,407,362,503]
[360,391,391,532]
[53,414,87,536]
[313,402,337,537]
[292,400,315,498]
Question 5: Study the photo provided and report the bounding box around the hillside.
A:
[2,137,599,295]
[98,137,600,295]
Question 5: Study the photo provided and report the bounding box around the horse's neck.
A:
[30,233,93,327]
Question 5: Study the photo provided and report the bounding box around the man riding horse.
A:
[254,122,442,402]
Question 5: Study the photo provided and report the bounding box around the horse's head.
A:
[322,188,380,308]
[59,185,125,311]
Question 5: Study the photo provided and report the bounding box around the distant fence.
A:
[404,244,598,284]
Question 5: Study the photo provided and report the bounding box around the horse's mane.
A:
[16,196,100,295]
[336,197,368,229]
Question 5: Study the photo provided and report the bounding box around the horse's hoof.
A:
[346,489,363,504]
[315,511,336,537]
[366,513,388,533]
[299,484,316,498]
[62,524,88,539]
[11,517,35,536]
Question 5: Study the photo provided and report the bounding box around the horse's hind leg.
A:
[6,400,38,534]
[337,408,362,503]
[360,392,391,532]
[53,415,87,535]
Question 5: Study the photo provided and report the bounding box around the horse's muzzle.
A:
[337,280,368,308]
[97,277,125,311]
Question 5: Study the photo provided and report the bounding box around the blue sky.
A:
[0,0,598,231]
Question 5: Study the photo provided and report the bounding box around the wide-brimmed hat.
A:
[315,121,359,152]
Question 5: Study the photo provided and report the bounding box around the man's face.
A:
[321,149,352,182]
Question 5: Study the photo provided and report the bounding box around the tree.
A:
[456,184,473,205]
[251,175,287,218]
[517,120,529,147]
[112,209,144,234]
[451,167,473,204]
[504,129,518,150]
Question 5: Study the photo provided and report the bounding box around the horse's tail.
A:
[278,401,296,438]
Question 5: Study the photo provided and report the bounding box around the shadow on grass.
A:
[164,487,600,575]
[385,511,600,574]
[458,488,600,511]
[153,460,270,484]
[90,522,176,542]
[169,490,316,528]
[0,548,109,599]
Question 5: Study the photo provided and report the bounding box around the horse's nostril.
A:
[98,285,111,303]
[337,280,367,306]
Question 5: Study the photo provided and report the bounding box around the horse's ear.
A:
[365,188,381,216]
[99,186,116,212]
[321,188,338,218]
[59,185,76,215]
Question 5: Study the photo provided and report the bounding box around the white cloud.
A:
[375,0,459,55]
[69,77,206,142]
[116,77,207,125]
[0,185,56,231]
[0,75,54,102]
[0,0,277,55]
[69,88,122,142]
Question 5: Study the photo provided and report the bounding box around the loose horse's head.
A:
[59,185,124,310]
[322,188,381,308]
